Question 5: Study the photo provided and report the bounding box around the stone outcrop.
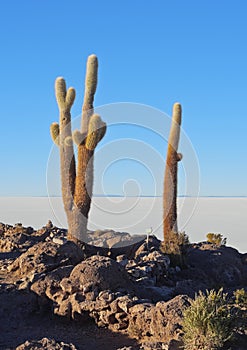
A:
[16,337,77,350]
[1,223,247,349]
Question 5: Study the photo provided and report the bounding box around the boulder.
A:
[186,243,247,287]
[68,255,134,293]
[128,295,191,343]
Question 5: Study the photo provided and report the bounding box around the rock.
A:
[137,286,173,303]
[186,243,247,287]
[134,236,162,260]
[46,220,53,229]
[117,347,140,350]
[31,265,74,301]
[173,279,207,298]
[88,230,139,249]
[68,255,134,293]
[126,248,170,287]
[34,255,136,321]
[16,337,78,349]
[140,339,183,350]
[52,237,66,245]
[128,295,191,342]
[106,235,123,248]
[8,241,84,283]
[142,250,170,264]
[98,290,115,304]
[2,222,247,348]
[116,254,129,267]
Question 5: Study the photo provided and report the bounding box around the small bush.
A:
[206,233,227,247]
[160,231,189,267]
[234,288,247,308]
[182,288,238,350]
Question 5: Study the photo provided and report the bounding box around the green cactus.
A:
[163,102,182,241]
[50,55,106,243]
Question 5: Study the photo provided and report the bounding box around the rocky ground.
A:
[0,222,247,350]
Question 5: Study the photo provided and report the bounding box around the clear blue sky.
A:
[0,0,246,196]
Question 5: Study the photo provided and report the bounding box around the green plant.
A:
[50,55,106,242]
[160,231,189,267]
[234,288,247,308]
[163,103,183,241]
[182,288,238,350]
[206,233,227,247]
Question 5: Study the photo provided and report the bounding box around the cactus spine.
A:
[163,102,182,240]
[50,55,106,243]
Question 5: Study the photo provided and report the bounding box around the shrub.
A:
[234,288,247,308]
[160,231,189,267]
[182,288,238,350]
[206,233,227,247]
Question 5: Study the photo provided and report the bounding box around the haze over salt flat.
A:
[0,197,246,253]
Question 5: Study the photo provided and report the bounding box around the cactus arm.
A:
[66,87,76,108]
[163,102,182,239]
[81,54,98,134]
[85,114,106,150]
[72,130,85,146]
[52,77,76,212]
[50,122,60,146]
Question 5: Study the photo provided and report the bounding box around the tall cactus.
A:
[163,102,182,241]
[50,55,106,243]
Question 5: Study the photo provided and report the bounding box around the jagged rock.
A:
[186,243,247,287]
[0,224,53,253]
[134,236,161,260]
[8,241,84,282]
[87,230,143,249]
[140,339,183,349]
[116,254,129,267]
[126,247,170,288]
[16,337,78,349]
[117,347,140,350]
[128,295,191,342]
[52,237,66,245]
[31,265,74,301]
[31,255,136,321]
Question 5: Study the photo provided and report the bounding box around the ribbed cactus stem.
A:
[64,136,73,147]
[55,77,67,109]
[81,54,98,134]
[85,54,98,99]
[51,77,76,212]
[50,55,106,244]
[169,103,181,151]
[163,102,182,240]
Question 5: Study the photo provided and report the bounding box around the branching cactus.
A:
[163,102,182,240]
[50,55,106,243]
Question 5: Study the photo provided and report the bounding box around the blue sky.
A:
[0,0,246,196]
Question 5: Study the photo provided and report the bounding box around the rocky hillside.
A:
[0,222,246,349]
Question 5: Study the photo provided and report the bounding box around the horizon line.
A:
[1,195,247,198]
